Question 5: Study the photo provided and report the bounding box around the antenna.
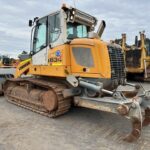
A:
[61,0,65,5]
[73,0,76,8]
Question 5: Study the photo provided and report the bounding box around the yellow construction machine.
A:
[0,55,12,66]
[0,55,16,94]
[115,32,150,81]
[3,4,150,142]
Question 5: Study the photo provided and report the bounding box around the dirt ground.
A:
[0,82,150,150]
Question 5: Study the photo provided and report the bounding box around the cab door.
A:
[32,17,48,65]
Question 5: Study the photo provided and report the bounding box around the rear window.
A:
[72,47,94,67]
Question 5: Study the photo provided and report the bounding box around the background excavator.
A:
[3,4,150,142]
[0,55,16,94]
[0,52,30,94]
[115,32,150,81]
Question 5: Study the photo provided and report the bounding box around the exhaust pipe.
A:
[121,33,127,50]
[135,35,138,47]
[97,20,106,38]
[140,31,145,48]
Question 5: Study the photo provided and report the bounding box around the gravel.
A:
[0,82,149,150]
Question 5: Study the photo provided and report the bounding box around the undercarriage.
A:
[3,77,150,142]
[4,78,71,118]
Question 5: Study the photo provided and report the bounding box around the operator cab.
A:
[29,4,97,60]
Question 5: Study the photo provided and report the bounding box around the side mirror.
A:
[34,17,39,22]
[30,51,34,56]
[29,20,33,27]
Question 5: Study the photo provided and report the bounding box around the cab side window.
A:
[33,17,47,53]
[48,13,60,43]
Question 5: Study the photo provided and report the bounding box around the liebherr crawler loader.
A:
[3,4,150,142]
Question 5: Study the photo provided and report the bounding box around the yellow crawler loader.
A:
[3,4,150,142]
[0,55,16,94]
[115,32,150,81]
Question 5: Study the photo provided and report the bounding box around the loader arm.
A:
[15,58,31,78]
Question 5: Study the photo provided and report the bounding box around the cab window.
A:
[48,13,61,43]
[33,17,47,53]
[67,22,88,39]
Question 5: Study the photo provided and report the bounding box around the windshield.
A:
[67,22,88,39]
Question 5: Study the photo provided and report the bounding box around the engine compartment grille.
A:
[108,46,126,84]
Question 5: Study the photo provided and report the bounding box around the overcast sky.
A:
[0,0,149,58]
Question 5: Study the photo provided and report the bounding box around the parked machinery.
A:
[0,55,16,94]
[115,32,150,81]
[3,4,150,142]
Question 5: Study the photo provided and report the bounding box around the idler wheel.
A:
[42,90,58,112]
